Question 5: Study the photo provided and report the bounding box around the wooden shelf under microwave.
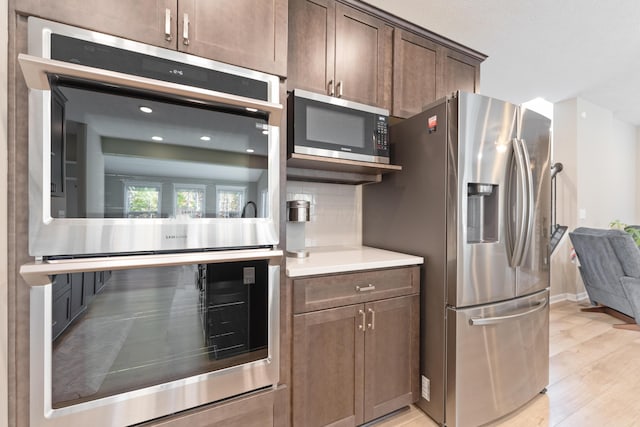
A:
[287,153,402,185]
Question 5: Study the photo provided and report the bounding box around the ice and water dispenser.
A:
[467,183,498,243]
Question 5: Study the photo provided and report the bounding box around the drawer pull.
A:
[356,284,376,292]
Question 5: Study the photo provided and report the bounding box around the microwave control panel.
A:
[375,116,389,154]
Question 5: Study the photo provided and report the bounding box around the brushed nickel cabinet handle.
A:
[358,309,366,332]
[183,13,190,45]
[164,8,172,42]
[336,80,343,98]
[367,308,375,330]
[328,80,334,96]
[356,284,376,292]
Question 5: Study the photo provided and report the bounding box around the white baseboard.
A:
[550,292,589,304]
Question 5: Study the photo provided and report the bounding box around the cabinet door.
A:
[363,295,419,422]
[69,272,85,321]
[392,30,439,118]
[16,0,176,49]
[440,48,481,98]
[178,0,288,77]
[287,0,335,95]
[52,291,70,340]
[293,304,365,427]
[334,3,392,108]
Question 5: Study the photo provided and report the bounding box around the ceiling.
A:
[366,0,640,126]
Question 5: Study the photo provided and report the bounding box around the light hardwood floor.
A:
[374,300,640,427]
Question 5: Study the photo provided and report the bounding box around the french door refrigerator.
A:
[363,92,551,427]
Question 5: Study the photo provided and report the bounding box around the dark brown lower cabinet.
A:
[293,294,419,427]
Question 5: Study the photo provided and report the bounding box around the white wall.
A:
[85,127,105,216]
[637,127,640,223]
[576,99,637,227]
[551,99,578,298]
[286,182,361,247]
[1,0,8,424]
[552,97,638,301]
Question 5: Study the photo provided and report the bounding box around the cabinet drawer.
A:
[293,266,419,313]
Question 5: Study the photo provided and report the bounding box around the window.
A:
[174,184,206,218]
[124,182,162,218]
[216,185,246,218]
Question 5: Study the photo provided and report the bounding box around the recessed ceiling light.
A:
[246,148,255,153]
[151,136,163,141]
[200,136,211,141]
[246,107,258,113]
[139,106,153,114]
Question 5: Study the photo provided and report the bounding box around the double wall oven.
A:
[19,18,282,427]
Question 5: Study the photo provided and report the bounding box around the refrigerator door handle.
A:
[515,138,535,267]
[509,138,528,267]
[469,298,547,326]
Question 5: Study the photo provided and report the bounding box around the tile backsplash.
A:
[286,182,361,247]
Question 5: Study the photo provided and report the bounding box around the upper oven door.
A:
[290,89,389,164]
[21,18,282,257]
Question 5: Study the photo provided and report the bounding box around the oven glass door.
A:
[50,260,269,408]
[23,17,282,256]
[51,82,271,221]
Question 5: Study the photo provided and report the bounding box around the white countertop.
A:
[285,245,423,277]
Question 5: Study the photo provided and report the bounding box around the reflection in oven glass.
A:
[50,84,270,221]
[50,261,268,408]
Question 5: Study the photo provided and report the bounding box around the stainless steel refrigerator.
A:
[363,92,550,427]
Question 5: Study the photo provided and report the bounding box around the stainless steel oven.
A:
[20,18,282,257]
[21,249,281,427]
[18,17,284,427]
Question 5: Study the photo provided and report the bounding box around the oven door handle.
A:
[17,53,283,126]
[20,248,284,286]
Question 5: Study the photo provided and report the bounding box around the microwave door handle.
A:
[17,53,283,126]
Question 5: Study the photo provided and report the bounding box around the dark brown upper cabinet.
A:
[441,47,481,98]
[16,0,288,77]
[288,0,392,109]
[177,0,287,77]
[392,29,483,119]
[392,29,439,119]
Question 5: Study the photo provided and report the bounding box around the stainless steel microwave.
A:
[20,18,282,257]
[288,89,390,164]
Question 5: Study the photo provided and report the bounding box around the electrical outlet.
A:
[421,375,430,401]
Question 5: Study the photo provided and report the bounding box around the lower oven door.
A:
[23,249,281,427]
[446,289,549,427]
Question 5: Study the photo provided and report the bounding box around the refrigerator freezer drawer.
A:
[446,290,549,427]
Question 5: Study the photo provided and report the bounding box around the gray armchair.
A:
[569,227,640,330]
